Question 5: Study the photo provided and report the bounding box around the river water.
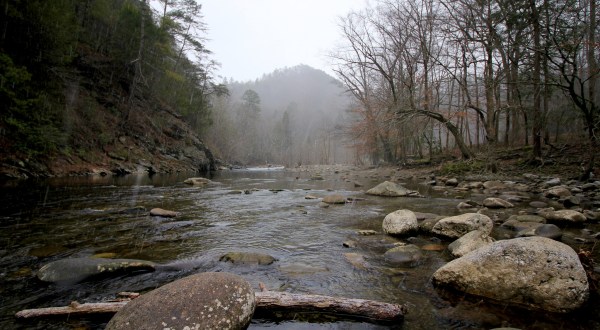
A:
[0,168,598,329]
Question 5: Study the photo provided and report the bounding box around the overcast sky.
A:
[201,0,368,82]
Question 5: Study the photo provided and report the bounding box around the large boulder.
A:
[366,181,418,197]
[37,257,155,283]
[382,209,418,235]
[447,230,495,258]
[106,272,255,330]
[432,213,493,239]
[432,237,589,313]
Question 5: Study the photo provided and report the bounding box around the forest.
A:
[0,0,599,176]
[0,0,223,176]
[330,0,599,175]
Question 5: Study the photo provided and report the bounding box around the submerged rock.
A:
[184,177,213,186]
[383,244,424,267]
[219,252,277,265]
[432,213,493,239]
[344,252,370,270]
[432,237,589,313]
[533,224,563,240]
[366,181,419,197]
[37,257,155,283]
[149,208,178,218]
[106,272,255,330]
[382,209,418,235]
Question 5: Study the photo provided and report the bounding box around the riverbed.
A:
[1,167,598,329]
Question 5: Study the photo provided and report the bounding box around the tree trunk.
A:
[530,0,542,158]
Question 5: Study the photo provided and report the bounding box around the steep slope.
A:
[0,47,215,179]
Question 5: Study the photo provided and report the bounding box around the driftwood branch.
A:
[255,291,406,322]
[15,301,128,318]
[15,291,406,323]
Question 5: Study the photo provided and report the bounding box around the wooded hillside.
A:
[0,0,221,178]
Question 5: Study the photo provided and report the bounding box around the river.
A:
[0,167,598,329]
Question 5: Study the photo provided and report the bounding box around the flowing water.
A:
[0,168,599,329]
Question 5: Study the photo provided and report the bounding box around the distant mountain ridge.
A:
[204,64,355,166]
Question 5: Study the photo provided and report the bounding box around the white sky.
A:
[201,0,368,82]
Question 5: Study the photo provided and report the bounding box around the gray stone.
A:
[483,180,506,190]
[432,237,589,313]
[508,214,546,223]
[544,186,571,199]
[184,177,213,186]
[37,257,155,283]
[366,181,417,197]
[419,217,443,234]
[150,208,178,218]
[457,200,478,209]
[432,213,493,239]
[383,244,423,267]
[382,209,418,235]
[529,201,548,208]
[543,178,562,187]
[534,224,563,240]
[541,209,587,224]
[562,196,582,207]
[105,272,255,330]
[523,173,540,180]
[344,252,369,270]
[219,252,277,265]
[483,197,514,209]
[445,178,459,186]
[462,181,483,189]
[447,230,495,258]
[322,194,347,204]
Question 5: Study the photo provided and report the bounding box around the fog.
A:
[204,65,355,166]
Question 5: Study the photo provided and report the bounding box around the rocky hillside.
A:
[0,50,215,179]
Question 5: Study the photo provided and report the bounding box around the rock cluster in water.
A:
[358,174,598,313]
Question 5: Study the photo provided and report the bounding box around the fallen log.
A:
[15,291,406,323]
[15,301,128,318]
[255,291,406,322]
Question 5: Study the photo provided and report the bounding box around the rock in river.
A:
[183,177,213,186]
[150,208,178,218]
[432,237,589,313]
[432,213,493,239]
[366,181,418,197]
[540,209,587,225]
[37,257,155,283]
[447,230,494,258]
[106,272,255,330]
[322,194,347,204]
[383,244,424,267]
[220,252,277,265]
[382,209,418,235]
[482,197,514,209]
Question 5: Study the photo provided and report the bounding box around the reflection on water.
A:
[0,169,598,329]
